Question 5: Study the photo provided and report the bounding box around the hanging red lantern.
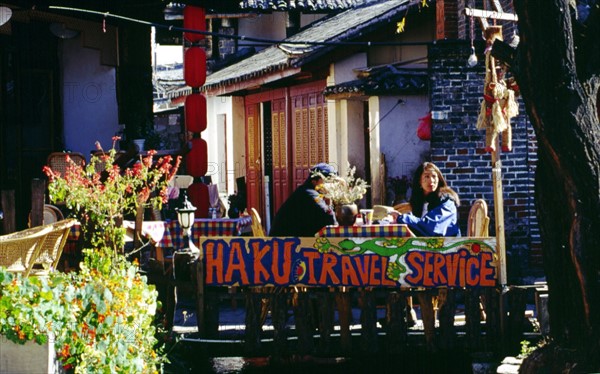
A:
[184,47,207,87]
[185,93,207,133]
[187,138,208,177]
[188,182,209,218]
[183,6,206,43]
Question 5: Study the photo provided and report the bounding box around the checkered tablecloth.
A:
[316,224,416,238]
[66,216,253,250]
[158,216,253,249]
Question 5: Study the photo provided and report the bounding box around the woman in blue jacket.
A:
[389,161,460,351]
[392,161,460,237]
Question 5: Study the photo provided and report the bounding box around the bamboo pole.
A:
[491,143,508,287]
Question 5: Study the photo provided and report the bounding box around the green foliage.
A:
[0,138,184,372]
[43,138,180,256]
[0,259,163,373]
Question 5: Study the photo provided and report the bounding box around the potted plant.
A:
[0,136,184,372]
[314,165,369,225]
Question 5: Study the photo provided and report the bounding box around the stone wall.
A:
[428,40,542,281]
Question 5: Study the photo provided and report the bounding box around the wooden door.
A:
[271,98,289,213]
[245,103,263,213]
[291,85,329,189]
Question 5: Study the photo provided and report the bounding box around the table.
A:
[66,215,252,250]
[159,216,252,249]
[316,223,416,238]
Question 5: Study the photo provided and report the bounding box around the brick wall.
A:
[428,41,543,281]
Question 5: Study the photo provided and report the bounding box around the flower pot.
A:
[335,203,358,226]
[133,138,145,152]
[0,335,63,374]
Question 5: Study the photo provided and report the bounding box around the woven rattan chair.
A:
[249,207,266,237]
[467,199,490,237]
[0,224,53,276]
[47,152,86,176]
[27,218,77,276]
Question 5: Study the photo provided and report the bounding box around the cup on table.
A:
[360,209,374,225]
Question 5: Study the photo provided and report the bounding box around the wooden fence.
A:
[170,236,540,357]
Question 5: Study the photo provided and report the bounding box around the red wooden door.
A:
[245,103,263,213]
[291,84,329,189]
[271,98,289,213]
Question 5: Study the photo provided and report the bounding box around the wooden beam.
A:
[465,8,519,22]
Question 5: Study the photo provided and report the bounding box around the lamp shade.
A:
[176,192,197,230]
[185,93,207,132]
[184,47,207,87]
[183,6,206,43]
[186,138,208,177]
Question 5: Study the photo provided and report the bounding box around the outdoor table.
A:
[159,216,252,250]
[315,223,416,238]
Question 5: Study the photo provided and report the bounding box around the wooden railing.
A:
[170,236,537,356]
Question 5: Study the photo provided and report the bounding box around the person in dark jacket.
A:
[269,163,337,237]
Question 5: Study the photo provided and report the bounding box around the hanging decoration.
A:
[416,112,432,140]
[475,26,520,153]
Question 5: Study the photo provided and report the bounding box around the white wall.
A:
[61,36,119,158]
[204,95,246,198]
[377,95,430,204]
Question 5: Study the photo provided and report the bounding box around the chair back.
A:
[47,152,86,175]
[0,224,53,275]
[249,208,266,237]
[27,218,77,276]
[467,199,490,237]
[393,202,412,214]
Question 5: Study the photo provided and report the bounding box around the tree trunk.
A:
[512,1,600,371]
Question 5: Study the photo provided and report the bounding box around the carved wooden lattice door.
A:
[291,85,329,189]
[245,103,263,214]
[271,98,289,213]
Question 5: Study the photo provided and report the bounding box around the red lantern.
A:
[187,138,208,177]
[183,6,206,43]
[188,182,209,218]
[185,93,207,133]
[184,47,207,87]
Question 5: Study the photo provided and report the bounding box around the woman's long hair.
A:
[409,162,460,217]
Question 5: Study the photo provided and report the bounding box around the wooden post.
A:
[492,147,508,287]
[1,190,16,234]
[31,179,46,227]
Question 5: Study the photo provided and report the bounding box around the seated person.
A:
[269,163,337,237]
[389,161,460,237]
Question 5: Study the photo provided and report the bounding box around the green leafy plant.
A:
[0,260,163,373]
[0,137,185,372]
[43,137,180,262]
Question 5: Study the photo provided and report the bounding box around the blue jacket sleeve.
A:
[397,198,460,237]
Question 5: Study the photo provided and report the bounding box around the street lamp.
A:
[176,190,196,251]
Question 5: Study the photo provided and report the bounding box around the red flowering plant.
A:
[43,137,180,266]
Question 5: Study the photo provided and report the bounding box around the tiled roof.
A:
[203,0,414,94]
[324,66,428,97]
[239,0,370,11]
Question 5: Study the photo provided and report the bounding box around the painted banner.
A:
[200,236,498,288]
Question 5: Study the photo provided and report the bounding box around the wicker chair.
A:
[249,207,266,237]
[47,152,86,176]
[0,224,53,276]
[27,218,77,276]
[467,199,490,237]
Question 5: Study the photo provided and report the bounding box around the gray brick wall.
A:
[428,41,542,281]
